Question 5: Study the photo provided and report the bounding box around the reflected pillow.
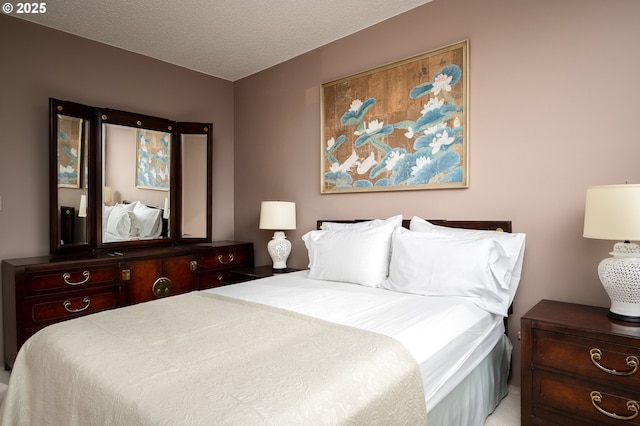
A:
[321,215,403,231]
[383,227,512,316]
[103,205,115,232]
[301,223,395,287]
[106,205,141,238]
[133,202,162,238]
[116,201,138,211]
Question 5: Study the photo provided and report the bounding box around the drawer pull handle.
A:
[217,254,234,264]
[63,297,91,313]
[590,391,639,420]
[152,277,172,298]
[590,348,639,376]
[62,271,90,286]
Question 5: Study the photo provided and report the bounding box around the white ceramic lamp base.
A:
[598,242,640,322]
[267,231,291,271]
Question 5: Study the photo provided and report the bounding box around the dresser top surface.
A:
[2,241,252,268]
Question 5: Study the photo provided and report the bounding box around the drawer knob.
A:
[217,253,234,264]
[152,277,172,298]
[590,348,639,376]
[590,391,639,420]
[63,297,91,313]
[62,271,90,286]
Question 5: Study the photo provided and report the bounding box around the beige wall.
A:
[234,0,640,387]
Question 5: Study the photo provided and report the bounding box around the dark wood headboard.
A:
[317,219,512,233]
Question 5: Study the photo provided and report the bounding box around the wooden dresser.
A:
[2,241,253,369]
[521,299,640,425]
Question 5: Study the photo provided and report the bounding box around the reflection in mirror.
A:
[57,114,89,247]
[102,123,171,244]
[178,123,212,243]
[181,133,208,238]
[51,100,210,253]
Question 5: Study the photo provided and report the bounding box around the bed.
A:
[0,216,525,425]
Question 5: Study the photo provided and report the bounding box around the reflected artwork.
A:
[136,129,171,190]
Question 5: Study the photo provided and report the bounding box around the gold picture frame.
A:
[321,40,468,193]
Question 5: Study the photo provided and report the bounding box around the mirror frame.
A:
[177,123,213,243]
[49,98,96,254]
[49,99,214,254]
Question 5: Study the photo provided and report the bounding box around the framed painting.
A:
[57,115,84,188]
[135,129,171,191]
[321,40,468,193]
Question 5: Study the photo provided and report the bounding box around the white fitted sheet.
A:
[206,270,505,410]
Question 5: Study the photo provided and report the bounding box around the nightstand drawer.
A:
[197,270,238,289]
[533,369,640,425]
[199,245,252,269]
[533,329,640,387]
[26,264,119,295]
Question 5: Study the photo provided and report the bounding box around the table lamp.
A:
[259,201,296,271]
[583,184,640,322]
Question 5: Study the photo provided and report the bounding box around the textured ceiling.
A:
[11,0,433,81]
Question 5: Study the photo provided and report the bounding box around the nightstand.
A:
[229,265,301,282]
[521,299,640,425]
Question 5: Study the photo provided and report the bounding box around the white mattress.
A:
[207,271,505,410]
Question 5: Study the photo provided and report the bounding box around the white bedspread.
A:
[0,291,427,425]
[208,271,505,410]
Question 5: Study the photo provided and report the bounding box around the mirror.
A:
[49,99,213,254]
[50,99,94,254]
[178,123,212,242]
[97,108,176,249]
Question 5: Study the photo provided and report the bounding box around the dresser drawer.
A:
[199,245,252,269]
[533,329,640,388]
[26,264,119,295]
[25,287,121,329]
[533,369,640,425]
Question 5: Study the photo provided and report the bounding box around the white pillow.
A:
[106,205,141,238]
[113,201,138,212]
[133,202,162,238]
[301,223,396,287]
[103,205,115,231]
[409,216,526,305]
[321,215,403,231]
[383,227,512,316]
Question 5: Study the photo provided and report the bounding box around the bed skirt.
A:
[427,334,512,426]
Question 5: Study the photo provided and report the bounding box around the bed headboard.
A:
[317,219,512,233]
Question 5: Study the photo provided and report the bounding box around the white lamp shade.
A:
[78,194,87,218]
[584,184,640,241]
[259,201,296,230]
[104,186,112,204]
[163,197,170,219]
